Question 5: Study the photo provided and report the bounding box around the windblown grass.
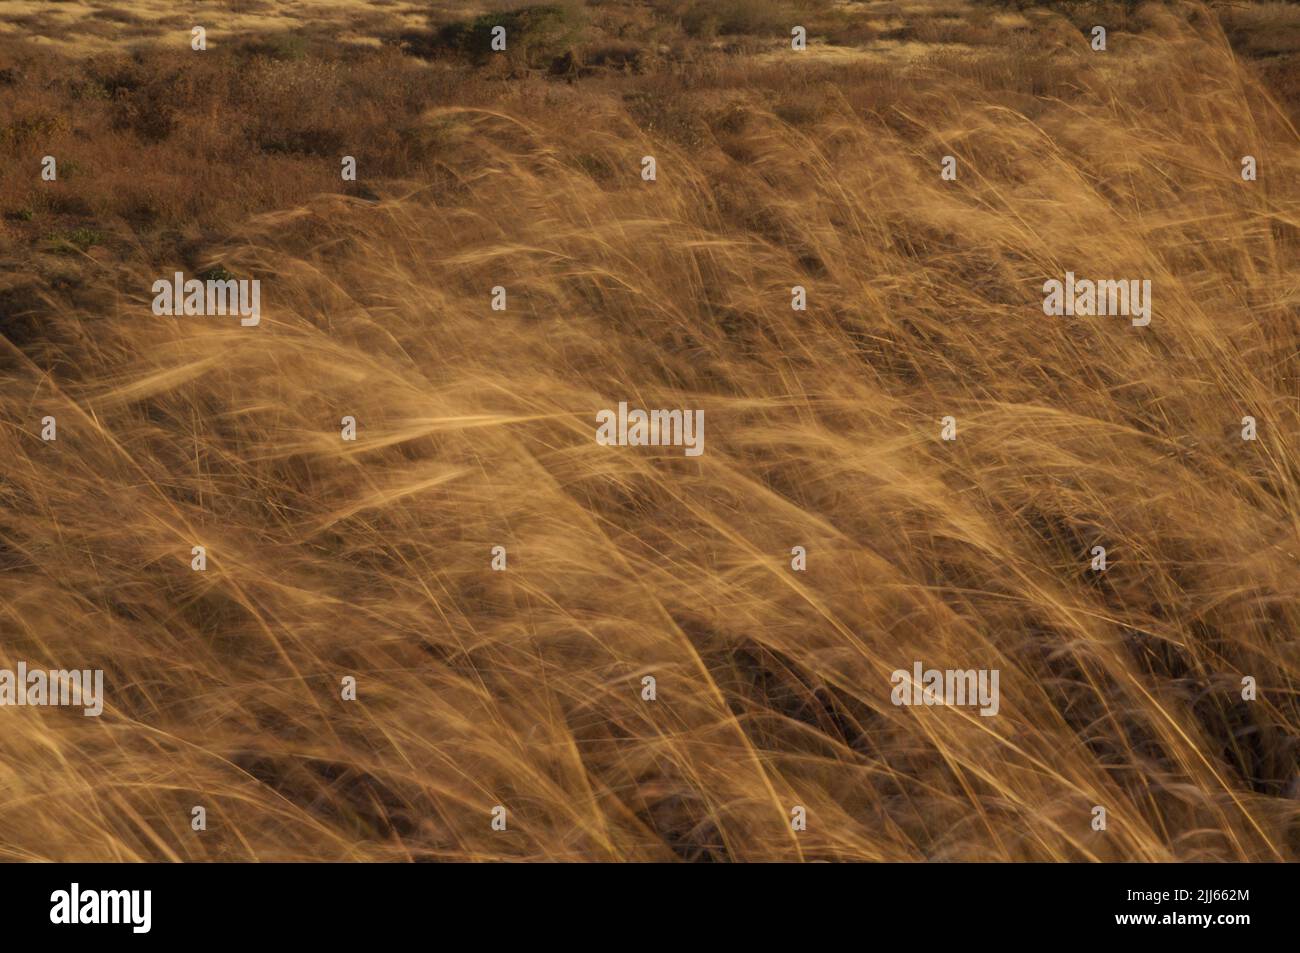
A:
[0,1,1297,860]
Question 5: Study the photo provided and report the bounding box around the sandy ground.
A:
[0,0,436,54]
[0,0,1042,59]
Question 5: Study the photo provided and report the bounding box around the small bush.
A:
[45,226,104,253]
[438,4,588,68]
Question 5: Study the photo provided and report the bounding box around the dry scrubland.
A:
[0,0,1298,861]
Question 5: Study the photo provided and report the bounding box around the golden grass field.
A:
[0,0,1297,861]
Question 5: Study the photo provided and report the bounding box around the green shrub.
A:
[438,4,587,68]
[45,227,104,253]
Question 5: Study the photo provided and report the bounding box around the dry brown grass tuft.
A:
[0,0,1297,861]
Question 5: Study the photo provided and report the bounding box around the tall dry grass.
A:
[0,2,1297,860]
